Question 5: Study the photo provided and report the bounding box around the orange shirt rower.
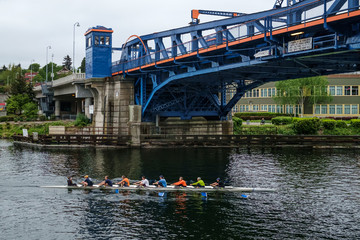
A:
[116,175,130,187]
[172,177,187,187]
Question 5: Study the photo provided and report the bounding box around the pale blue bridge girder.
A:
[111,0,360,121]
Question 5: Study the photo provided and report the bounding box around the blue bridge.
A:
[85,0,360,122]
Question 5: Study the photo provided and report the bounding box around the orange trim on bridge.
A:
[112,9,360,76]
[84,29,114,36]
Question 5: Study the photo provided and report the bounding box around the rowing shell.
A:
[40,184,276,193]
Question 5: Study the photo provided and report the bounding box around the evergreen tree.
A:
[62,55,72,70]
[80,57,86,73]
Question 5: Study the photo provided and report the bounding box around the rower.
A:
[191,177,205,188]
[98,176,113,187]
[116,175,130,187]
[171,176,187,188]
[134,176,149,187]
[81,175,93,187]
[67,176,77,186]
[210,177,225,188]
[154,175,167,188]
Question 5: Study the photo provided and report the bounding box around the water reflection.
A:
[1,140,360,239]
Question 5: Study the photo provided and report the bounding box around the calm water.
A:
[0,140,359,239]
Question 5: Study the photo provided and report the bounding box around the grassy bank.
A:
[235,120,360,136]
[0,121,75,139]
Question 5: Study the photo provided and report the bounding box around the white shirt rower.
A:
[135,176,149,187]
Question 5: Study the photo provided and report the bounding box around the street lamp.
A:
[30,59,35,83]
[73,22,80,73]
[51,54,54,81]
[46,45,51,82]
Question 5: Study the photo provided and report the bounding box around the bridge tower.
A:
[84,26,113,79]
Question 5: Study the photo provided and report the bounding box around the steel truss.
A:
[112,0,360,121]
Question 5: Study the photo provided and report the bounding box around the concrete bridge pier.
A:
[85,76,135,135]
[84,97,92,119]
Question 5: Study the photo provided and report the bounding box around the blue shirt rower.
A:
[81,175,93,187]
[154,175,167,188]
[98,176,113,187]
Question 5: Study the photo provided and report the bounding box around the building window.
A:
[345,86,351,96]
[86,37,92,48]
[352,86,358,95]
[344,105,351,114]
[352,105,358,114]
[246,105,249,111]
[264,89,268,97]
[336,105,343,114]
[315,105,320,114]
[268,89,272,97]
[329,105,335,114]
[95,36,99,45]
[336,86,343,96]
[106,37,110,45]
[261,89,264,97]
[321,105,327,114]
[100,36,105,45]
[329,86,335,96]
[272,88,276,97]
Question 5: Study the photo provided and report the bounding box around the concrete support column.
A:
[85,97,91,119]
[55,100,61,119]
[129,105,142,147]
[76,100,82,115]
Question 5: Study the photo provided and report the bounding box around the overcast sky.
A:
[0,0,273,70]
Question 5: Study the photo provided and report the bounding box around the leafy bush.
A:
[232,117,243,134]
[271,117,292,125]
[74,114,90,127]
[0,115,14,122]
[335,120,347,128]
[350,119,360,128]
[23,102,38,120]
[321,119,336,130]
[39,115,47,121]
[293,118,321,134]
[234,112,291,120]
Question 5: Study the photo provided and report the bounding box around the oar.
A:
[241,194,248,198]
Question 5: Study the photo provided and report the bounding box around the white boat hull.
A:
[40,184,276,193]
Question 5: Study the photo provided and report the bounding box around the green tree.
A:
[273,76,332,117]
[23,102,38,120]
[6,94,31,115]
[28,63,40,72]
[10,74,27,95]
[62,55,72,71]
[79,57,85,73]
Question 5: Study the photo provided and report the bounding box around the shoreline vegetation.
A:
[1,112,360,140]
[233,112,360,136]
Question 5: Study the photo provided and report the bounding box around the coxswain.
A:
[81,175,93,187]
[191,177,205,188]
[116,175,130,187]
[98,176,113,187]
[210,177,225,188]
[67,176,77,186]
[134,176,149,187]
[154,175,167,188]
[171,176,187,187]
